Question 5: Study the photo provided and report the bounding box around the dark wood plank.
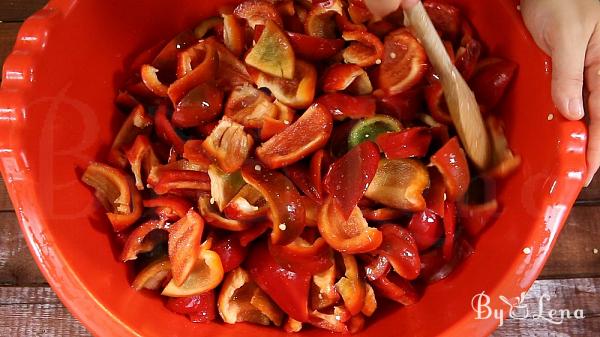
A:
[0,0,46,22]
[0,22,20,70]
[578,177,600,202]
[0,212,46,286]
[540,206,600,279]
[0,278,598,336]
[494,278,600,336]
[0,287,90,337]
[0,176,12,211]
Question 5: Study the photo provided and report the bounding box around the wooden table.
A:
[1,1,599,336]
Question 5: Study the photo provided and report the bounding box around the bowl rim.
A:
[0,0,587,336]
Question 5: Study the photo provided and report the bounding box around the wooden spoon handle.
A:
[405,2,491,170]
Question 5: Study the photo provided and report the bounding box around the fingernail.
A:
[568,97,584,119]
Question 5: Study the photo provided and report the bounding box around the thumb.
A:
[550,32,587,120]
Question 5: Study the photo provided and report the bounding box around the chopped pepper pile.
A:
[82,0,519,333]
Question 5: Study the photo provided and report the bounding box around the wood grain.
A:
[0,287,91,337]
[540,207,600,279]
[0,22,20,70]
[0,212,46,286]
[0,0,46,22]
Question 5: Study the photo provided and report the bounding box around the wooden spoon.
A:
[405,2,491,170]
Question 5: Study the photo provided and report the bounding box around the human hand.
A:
[520,0,600,186]
[363,0,418,19]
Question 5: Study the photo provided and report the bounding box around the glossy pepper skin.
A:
[166,291,217,323]
[245,241,312,322]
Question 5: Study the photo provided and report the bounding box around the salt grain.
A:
[279,223,287,231]
[523,247,531,255]
[516,5,521,11]
[255,164,262,171]
[390,52,397,59]
[547,113,554,121]
[594,248,599,254]
[284,120,290,125]
[210,197,215,205]
[375,59,382,65]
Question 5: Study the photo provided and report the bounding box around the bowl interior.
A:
[0,0,586,336]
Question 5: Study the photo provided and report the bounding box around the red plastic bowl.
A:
[0,0,587,336]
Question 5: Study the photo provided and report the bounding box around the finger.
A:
[363,0,400,19]
[584,60,600,186]
[550,29,588,121]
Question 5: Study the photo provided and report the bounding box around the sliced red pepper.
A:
[335,254,366,315]
[335,10,367,32]
[407,209,443,251]
[310,261,340,310]
[486,115,521,178]
[323,141,380,219]
[120,219,167,262]
[199,196,253,231]
[361,283,377,317]
[283,163,322,204]
[153,170,211,195]
[443,201,456,262]
[253,59,317,109]
[246,20,296,80]
[182,140,212,169]
[225,84,278,128]
[425,82,452,125]
[237,221,270,247]
[82,162,143,232]
[218,267,284,326]
[361,207,404,221]
[223,184,269,221]
[470,58,518,109]
[304,0,344,38]
[141,64,169,97]
[242,163,306,245]
[379,29,428,95]
[168,42,218,105]
[221,14,245,56]
[420,237,473,283]
[348,314,366,334]
[321,63,373,95]
[455,37,482,81]
[284,317,303,333]
[132,256,171,291]
[152,31,197,80]
[257,103,332,169]
[457,199,500,238]
[147,159,207,187]
[108,104,153,169]
[423,0,462,41]
[430,137,470,201]
[204,37,252,90]
[163,248,224,297]
[376,127,432,159]
[234,0,283,28]
[143,195,192,221]
[362,254,391,281]
[318,196,382,253]
[378,88,423,122]
[212,234,249,273]
[309,149,331,201]
[172,83,224,128]
[194,17,223,39]
[260,117,288,141]
[371,272,419,305]
[309,307,350,333]
[424,167,446,216]
[168,209,205,286]
[207,165,245,212]
[202,118,254,173]
[342,30,384,67]
[166,290,217,323]
[154,104,185,154]
[126,134,160,190]
[348,0,373,24]
[365,159,429,212]
[316,93,376,121]
[376,224,420,280]
[246,241,311,322]
[268,237,333,275]
[287,32,344,61]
